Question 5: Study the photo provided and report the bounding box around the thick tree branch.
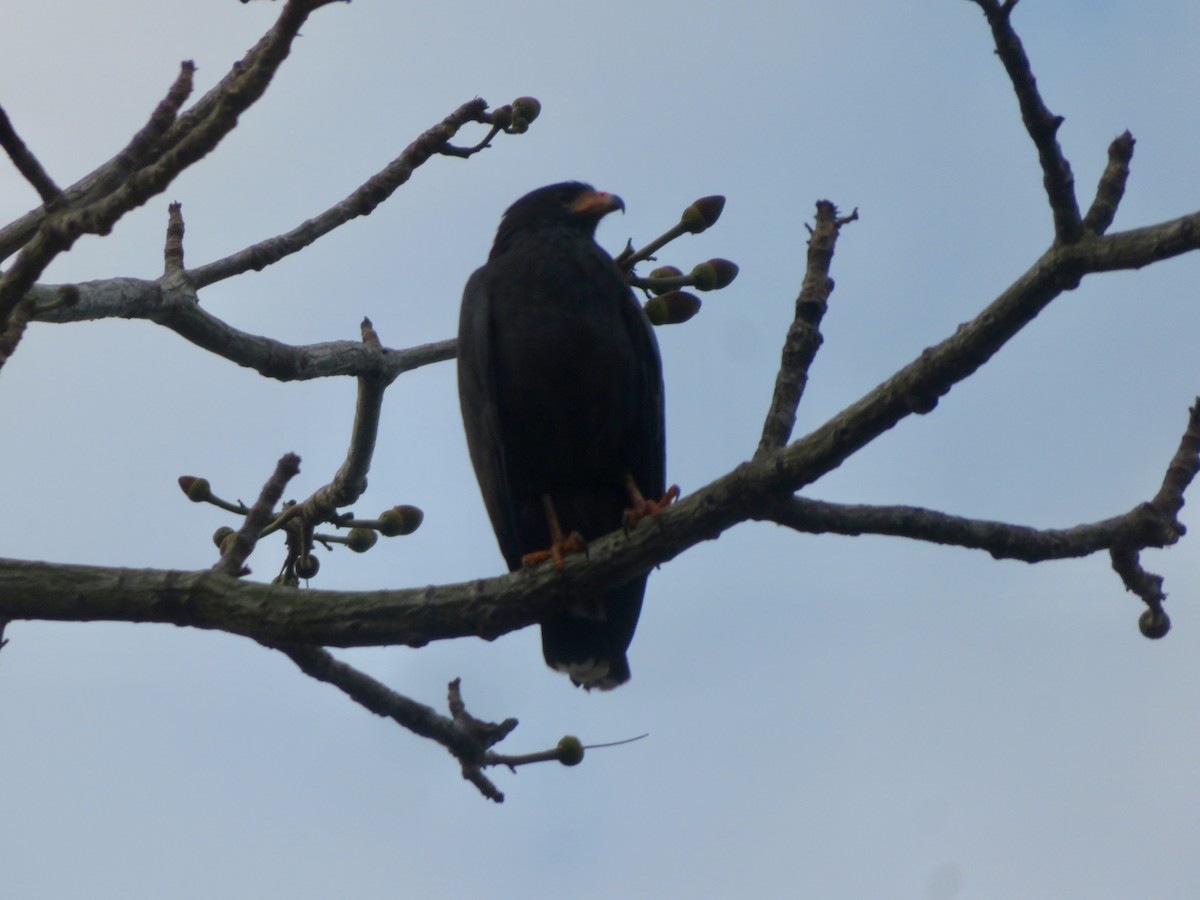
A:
[6,187,1200,641]
[3,393,1195,645]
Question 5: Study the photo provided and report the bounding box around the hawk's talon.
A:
[521,530,586,569]
[623,477,680,530]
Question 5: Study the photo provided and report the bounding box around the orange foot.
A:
[522,530,586,569]
[521,493,587,569]
[623,475,681,530]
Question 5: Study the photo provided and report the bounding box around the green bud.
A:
[378,505,424,537]
[511,96,541,124]
[655,291,702,325]
[347,527,378,553]
[1139,608,1170,639]
[679,195,725,233]
[212,526,236,549]
[643,296,668,326]
[704,258,738,289]
[690,262,718,291]
[557,735,584,766]
[647,265,683,296]
[179,476,211,502]
[295,554,320,579]
[272,573,300,588]
[490,104,513,129]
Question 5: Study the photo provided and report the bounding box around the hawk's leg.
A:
[622,474,680,530]
[521,494,586,569]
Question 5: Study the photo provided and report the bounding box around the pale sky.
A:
[3,2,1200,898]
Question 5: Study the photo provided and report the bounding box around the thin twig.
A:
[186,99,493,288]
[756,201,856,458]
[163,202,185,276]
[970,0,1082,242]
[213,454,302,576]
[0,105,61,203]
[260,319,391,542]
[1083,131,1135,235]
[761,494,1179,563]
[270,646,517,801]
[31,275,455,381]
[1152,399,1200,520]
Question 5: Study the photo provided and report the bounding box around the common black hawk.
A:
[458,182,670,689]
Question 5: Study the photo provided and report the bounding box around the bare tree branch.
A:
[163,202,186,276]
[1152,400,1200,517]
[3,392,1194,646]
[969,0,1081,242]
[300,320,391,514]
[4,0,1199,804]
[1110,546,1168,636]
[186,98,495,288]
[214,453,302,576]
[0,0,344,264]
[29,275,455,381]
[761,497,1177,564]
[20,87,527,381]
[756,200,856,458]
[0,104,61,203]
[0,62,196,331]
[268,645,517,801]
[0,295,35,369]
[1083,131,1135,235]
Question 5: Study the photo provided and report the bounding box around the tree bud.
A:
[1139,608,1170,639]
[557,735,584,766]
[490,104,513,128]
[643,297,668,325]
[347,527,378,553]
[378,504,424,537]
[295,554,320,579]
[511,96,541,123]
[679,195,725,233]
[510,96,541,132]
[696,257,738,290]
[178,476,211,502]
[646,291,701,325]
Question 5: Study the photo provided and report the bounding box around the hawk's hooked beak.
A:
[569,189,625,219]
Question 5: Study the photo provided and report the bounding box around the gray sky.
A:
[3,2,1200,898]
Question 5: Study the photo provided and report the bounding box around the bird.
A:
[458,182,670,689]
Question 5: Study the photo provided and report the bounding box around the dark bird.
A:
[458,182,670,689]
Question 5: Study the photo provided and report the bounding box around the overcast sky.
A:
[3,2,1200,898]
